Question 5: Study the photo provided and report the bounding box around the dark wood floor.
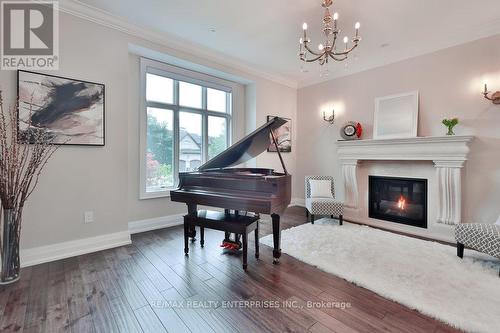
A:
[0,206,461,333]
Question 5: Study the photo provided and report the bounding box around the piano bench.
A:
[183,210,260,270]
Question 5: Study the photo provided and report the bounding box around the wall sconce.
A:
[323,110,335,124]
[483,83,500,104]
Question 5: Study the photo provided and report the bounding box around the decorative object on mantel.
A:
[0,92,62,285]
[323,110,335,124]
[374,91,419,139]
[298,0,361,66]
[442,118,459,136]
[267,116,291,152]
[483,83,500,104]
[340,121,362,140]
[18,70,105,146]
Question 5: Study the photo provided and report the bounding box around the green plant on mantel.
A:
[442,118,459,136]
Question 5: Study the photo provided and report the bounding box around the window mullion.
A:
[203,114,208,163]
[173,106,180,187]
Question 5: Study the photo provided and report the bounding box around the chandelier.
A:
[299,0,361,66]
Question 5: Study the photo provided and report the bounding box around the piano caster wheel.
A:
[190,238,196,243]
[255,254,260,259]
[243,264,248,270]
[273,258,280,264]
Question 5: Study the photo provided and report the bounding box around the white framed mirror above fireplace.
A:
[374,91,419,139]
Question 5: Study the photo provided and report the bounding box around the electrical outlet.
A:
[84,211,94,224]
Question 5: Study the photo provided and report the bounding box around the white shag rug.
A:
[260,219,500,333]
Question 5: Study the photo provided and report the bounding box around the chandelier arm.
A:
[327,52,348,61]
[303,53,327,62]
[332,43,359,56]
[303,42,323,56]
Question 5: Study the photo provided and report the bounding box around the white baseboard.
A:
[128,214,184,234]
[20,231,131,268]
[290,197,305,207]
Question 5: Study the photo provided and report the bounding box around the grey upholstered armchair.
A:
[305,175,344,225]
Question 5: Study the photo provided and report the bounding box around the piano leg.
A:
[187,204,197,241]
[271,213,281,264]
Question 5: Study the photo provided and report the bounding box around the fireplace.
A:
[369,176,428,228]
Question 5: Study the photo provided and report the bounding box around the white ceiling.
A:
[73,0,500,87]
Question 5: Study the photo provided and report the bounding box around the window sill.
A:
[139,190,174,200]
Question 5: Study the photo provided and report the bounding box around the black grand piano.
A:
[170,117,291,263]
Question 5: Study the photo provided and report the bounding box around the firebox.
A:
[369,176,428,228]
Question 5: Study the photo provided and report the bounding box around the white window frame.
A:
[140,58,235,199]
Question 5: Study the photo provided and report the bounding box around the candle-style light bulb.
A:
[318,43,324,51]
[302,22,308,30]
[333,12,339,30]
[343,36,349,44]
[299,37,303,44]
[355,22,360,39]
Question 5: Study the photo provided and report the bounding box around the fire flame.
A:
[397,196,406,210]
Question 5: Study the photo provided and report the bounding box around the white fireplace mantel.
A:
[337,136,474,225]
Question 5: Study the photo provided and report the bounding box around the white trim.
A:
[139,57,235,199]
[57,0,298,89]
[337,135,474,162]
[20,231,131,268]
[289,198,305,207]
[128,214,184,234]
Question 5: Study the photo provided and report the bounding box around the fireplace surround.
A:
[337,136,473,226]
[369,176,428,228]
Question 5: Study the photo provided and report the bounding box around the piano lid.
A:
[198,117,287,171]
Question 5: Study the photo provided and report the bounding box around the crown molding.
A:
[56,0,298,89]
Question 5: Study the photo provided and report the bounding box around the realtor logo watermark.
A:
[1,1,59,70]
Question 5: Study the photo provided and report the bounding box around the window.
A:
[140,58,233,199]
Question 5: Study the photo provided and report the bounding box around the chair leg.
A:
[306,209,309,220]
[457,243,464,258]
[331,215,334,219]
[255,222,260,259]
[184,221,189,255]
[311,214,315,224]
[339,215,343,226]
[242,233,248,270]
[200,227,204,248]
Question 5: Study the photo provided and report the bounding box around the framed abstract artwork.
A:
[267,115,291,153]
[17,70,105,146]
[374,91,419,139]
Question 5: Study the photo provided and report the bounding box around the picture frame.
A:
[17,70,105,146]
[267,115,291,152]
[373,91,419,139]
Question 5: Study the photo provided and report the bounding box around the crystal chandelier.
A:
[299,0,361,66]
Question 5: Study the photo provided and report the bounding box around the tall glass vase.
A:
[1,208,20,285]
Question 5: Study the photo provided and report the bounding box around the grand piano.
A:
[170,117,291,263]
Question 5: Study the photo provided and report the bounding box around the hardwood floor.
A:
[0,206,460,333]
